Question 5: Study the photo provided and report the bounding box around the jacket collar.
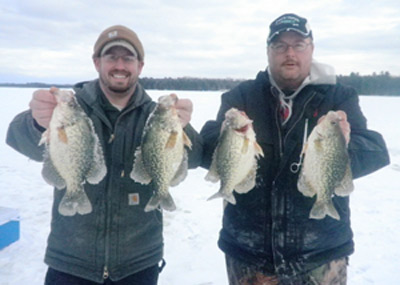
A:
[73,79,152,112]
[266,60,336,125]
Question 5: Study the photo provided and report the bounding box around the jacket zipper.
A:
[275,91,317,178]
[282,91,317,149]
[103,266,109,279]
[275,106,284,158]
[103,123,115,281]
[102,106,139,280]
[78,90,151,281]
[270,91,318,273]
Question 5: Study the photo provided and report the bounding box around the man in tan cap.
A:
[91,25,146,110]
[6,25,203,284]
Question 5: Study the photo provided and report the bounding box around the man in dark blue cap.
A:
[201,13,389,284]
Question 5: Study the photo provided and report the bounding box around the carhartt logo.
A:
[128,193,140,205]
[108,31,118,39]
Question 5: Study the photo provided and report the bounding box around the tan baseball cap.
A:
[93,25,144,61]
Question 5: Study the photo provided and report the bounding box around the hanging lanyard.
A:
[290,118,309,173]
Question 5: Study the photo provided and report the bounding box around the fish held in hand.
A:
[205,108,264,205]
[39,87,107,216]
[130,94,192,212]
[297,111,354,220]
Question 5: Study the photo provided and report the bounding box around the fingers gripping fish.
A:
[297,111,354,220]
[205,108,264,205]
[130,94,192,212]
[39,88,107,216]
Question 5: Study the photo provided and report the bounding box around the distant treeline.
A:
[337,72,400,96]
[139,77,244,91]
[1,72,399,95]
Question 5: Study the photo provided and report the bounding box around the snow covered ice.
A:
[1,88,399,284]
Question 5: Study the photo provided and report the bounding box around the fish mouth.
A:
[158,94,178,109]
[239,110,249,119]
[224,108,253,130]
[50,88,75,105]
[234,124,250,133]
[169,93,178,103]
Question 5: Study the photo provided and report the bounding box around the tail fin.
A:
[58,187,93,216]
[207,191,236,205]
[145,193,176,212]
[309,200,340,220]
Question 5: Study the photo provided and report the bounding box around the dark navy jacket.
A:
[201,70,390,281]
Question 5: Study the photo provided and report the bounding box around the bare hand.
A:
[175,98,193,128]
[318,110,351,144]
[29,89,57,129]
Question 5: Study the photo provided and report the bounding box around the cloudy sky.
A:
[1,0,399,84]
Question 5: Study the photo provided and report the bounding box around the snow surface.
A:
[0,87,399,284]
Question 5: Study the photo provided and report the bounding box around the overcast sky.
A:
[1,0,399,84]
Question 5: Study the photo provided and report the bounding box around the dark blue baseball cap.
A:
[267,13,313,44]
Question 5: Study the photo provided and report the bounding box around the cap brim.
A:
[100,40,137,57]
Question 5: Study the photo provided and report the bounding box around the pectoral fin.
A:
[165,131,178,149]
[57,127,68,144]
[241,138,249,154]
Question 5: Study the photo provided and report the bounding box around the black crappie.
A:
[39,88,107,216]
[130,94,192,212]
[205,108,264,204]
[297,111,354,220]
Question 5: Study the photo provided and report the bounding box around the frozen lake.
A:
[0,87,399,284]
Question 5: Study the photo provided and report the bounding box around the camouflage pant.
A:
[225,255,348,285]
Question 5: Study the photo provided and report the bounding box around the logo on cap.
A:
[275,15,300,27]
[108,31,118,39]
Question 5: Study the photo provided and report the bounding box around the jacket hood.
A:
[308,59,336,85]
[267,59,336,90]
[266,60,336,125]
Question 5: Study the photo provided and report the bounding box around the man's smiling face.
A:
[94,45,144,97]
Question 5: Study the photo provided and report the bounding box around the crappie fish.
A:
[205,108,264,205]
[39,87,107,216]
[130,94,192,212]
[297,111,354,220]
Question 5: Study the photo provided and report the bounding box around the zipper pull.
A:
[108,134,115,144]
[103,266,109,279]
